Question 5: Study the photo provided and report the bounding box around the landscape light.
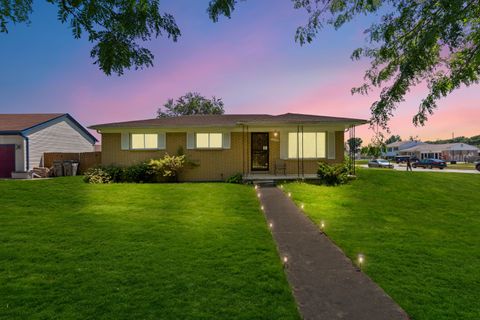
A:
[320,221,325,230]
[268,222,273,229]
[283,256,288,264]
[257,193,261,198]
[254,185,258,190]
[287,192,292,198]
[358,254,365,268]
[261,205,264,211]
[300,204,304,210]
[279,185,284,189]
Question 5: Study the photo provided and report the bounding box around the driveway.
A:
[361,164,480,174]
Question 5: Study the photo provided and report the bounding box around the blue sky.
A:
[1,0,478,142]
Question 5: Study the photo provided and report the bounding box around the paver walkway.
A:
[258,185,409,320]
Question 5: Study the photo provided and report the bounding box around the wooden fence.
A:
[43,152,101,174]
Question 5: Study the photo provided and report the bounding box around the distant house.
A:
[0,114,97,178]
[90,113,367,181]
[383,140,424,159]
[399,143,479,161]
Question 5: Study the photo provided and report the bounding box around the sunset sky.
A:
[1,0,479,144]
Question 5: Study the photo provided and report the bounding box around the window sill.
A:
[129,148,166,151]
[286,157,327,160]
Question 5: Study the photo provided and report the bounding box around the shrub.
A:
[123,163,154,183]
[83,154,187,184]
[148,154,185,182]
[317,161,350,186]
[226,173,243,184]
[102,165,125,183]
[83,168,112,184]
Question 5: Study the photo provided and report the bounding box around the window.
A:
[288,132,326,158]
[196,133,223,149]
[131,133,158,149]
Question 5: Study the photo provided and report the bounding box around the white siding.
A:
[26,119,94,168]
[0,135,25,171]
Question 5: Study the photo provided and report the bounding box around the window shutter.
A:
[186,132,195,149]
[121,132,130,150]
[222,132,231,149]
[328,131,336,159]
[158,132,166,149]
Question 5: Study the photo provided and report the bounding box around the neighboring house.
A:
[399,143,479,161]
[383,140,424,158]
[90,113,367,181]
[0,114,97,178]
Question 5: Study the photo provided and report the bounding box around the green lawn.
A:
[0,178,299,320]
[283,169,480,320]
[396,162,477,170]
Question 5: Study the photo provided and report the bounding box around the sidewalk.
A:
[258,185,409,320]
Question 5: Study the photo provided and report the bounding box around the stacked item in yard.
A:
[31,167,51,178]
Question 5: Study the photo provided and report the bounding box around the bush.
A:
[317,161,350,186]
[102,165,125,183]
[226,173,243,184]
[148,154,185,182]
[83,168,112,184]
[83,154,187,184]
[123,163,154,183]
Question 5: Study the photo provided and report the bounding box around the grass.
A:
[396,162,477,170]
[283,169,480,320]
[0,177,299,320]
[354,159,369,165]
[444,162,476,170]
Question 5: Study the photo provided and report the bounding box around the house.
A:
[90,113,367,181]
[399,143,479,162]
[0,114,97,178]
[383,140,424,159]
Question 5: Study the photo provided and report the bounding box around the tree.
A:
[361,144,382,159]
[385,135,402,145]
[347,137,362,154]
[157,92,225,118]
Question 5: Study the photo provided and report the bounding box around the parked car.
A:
[412,158,447,169]
[475,161,480,172]
[395,155,419,163]
[368,159,394,169]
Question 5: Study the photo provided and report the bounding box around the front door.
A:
[251,133,269,171]
[0,145,16,178]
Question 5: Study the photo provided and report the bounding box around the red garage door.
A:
[0,145,15,178]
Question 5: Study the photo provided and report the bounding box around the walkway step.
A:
[258,185,409,320]
[251,180,276,187]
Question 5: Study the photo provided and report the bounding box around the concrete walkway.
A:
[258,185,409,320]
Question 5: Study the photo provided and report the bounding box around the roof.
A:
[0,113,98,143]
[0,113,64,131]
[386,140,422,148]
[90,113,368,130]
[402,143,479,153]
